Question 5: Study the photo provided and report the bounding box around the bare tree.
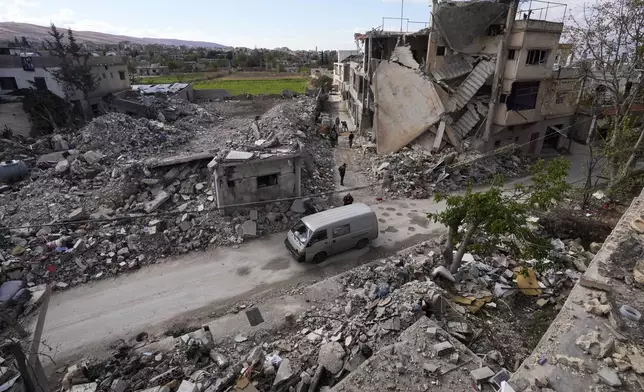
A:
[568,0,644,193]
[44,24,101,119]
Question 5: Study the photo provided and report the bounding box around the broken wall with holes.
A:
[213,157,301,208]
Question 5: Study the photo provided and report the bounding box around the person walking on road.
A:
[348,131,354,148]
[338,163,347,186]
[335,117,340,130]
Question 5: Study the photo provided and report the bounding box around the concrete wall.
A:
[337,50,359,62]
[374,61,445,154]
[0,67,65,97]
[213,157,301,208]
[0,102,31,137]
[88,64,131,98]
[194,89,232,100]
[0,62,129,100]
[489,116,572,155]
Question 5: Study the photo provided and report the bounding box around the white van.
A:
[285,203,379,263]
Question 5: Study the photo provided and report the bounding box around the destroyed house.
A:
[211,149,302,211]
[351,0,578,156]
[0,54,131,118]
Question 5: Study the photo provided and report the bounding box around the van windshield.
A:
[291,221,311,244]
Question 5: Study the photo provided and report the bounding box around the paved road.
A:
[38,198,446,363]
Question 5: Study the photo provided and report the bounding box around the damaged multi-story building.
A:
[335,0,579,155]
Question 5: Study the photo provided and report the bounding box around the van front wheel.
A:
[313,252,327,264]
[356,239,369,249]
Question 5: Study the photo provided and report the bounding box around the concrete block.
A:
[250,209,258,221]
[177,380,198,392]
[241,220,257,237]
[470,366,495,382]
[433,341,454,356]
[273,358,293,385]
[291,199,306,213]
[70,383,97,392]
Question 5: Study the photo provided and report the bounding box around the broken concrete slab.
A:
[144,191,170,213]
[55,159,70,173]
[83,150,105,165]
[67,207,87,221]
[470,366,495,382]
[224,151,254,161]
[391,45,419,70]
[575,332,614,358]
[146,152,216,168]
[291,199,306,213]
[433,341,454,356]
[597,367,621,387]
[374,61,445,154]
[318,342,345,374]
[176,380,198,392]
[273,358,293,385]
[431,265,455,282]
[70,383,98,392]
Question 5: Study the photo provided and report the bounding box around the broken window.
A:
[91,104,100,117]
[436,46,446,56]
[33,77,47,90]
[486,24,503,36]
[526,50,548,65]
[508,50,516,60]
[257,173,278,188]
[119,71,126,80]
[332,224,351,238]
[0,77,18,90]
[309,230,328,245]
[506,81,540,111]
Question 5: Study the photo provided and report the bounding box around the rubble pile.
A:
[0,97,335,290]
[58,232,596,392]
[59,241,447,392]
[368,146,531,198]
[74,114,193,159]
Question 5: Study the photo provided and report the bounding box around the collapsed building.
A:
[334,0,579,156]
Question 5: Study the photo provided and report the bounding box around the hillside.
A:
[0,22,229,49]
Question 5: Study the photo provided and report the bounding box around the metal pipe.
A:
[401,0,404,32]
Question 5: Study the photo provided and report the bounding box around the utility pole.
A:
[482,0,520,145]
[401,0,405,32]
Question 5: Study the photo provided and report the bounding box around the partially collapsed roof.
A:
[434,1,509,52]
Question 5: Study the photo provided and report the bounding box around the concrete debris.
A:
[0,95,336,290]
[575,332,614,358]
[431,265,455,282]
[318,342,345,375]
[273,358,293,386]
[366,147,530,198]
[470,366,495,382]
[597,367,622,387]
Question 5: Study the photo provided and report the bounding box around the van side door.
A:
[331,223,353,253]
[307,229,329,260]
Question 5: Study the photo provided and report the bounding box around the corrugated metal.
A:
[450,59,495,110]
[431,56,473,81]
[131,83,189,94]
[452,105,480,138]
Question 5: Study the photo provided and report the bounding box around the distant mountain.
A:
[0,22,229,49]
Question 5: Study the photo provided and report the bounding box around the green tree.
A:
[569,0,644,194]
[429,158,571,273]
[312,74,332,92]
[45,24,101,119]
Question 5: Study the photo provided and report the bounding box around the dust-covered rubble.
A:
[366,145,532,199]
[55,231,598,392]
[0,96,335,293]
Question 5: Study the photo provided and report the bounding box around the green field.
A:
[138,73,212,84]
[193,78,310,95]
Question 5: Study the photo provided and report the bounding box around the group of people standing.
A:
[329,117,354,148]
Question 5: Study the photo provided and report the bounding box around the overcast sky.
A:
[0,0,592,50]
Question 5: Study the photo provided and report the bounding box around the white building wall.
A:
[0,67,65,97]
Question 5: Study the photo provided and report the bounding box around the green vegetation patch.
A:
[193,78,309,95]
